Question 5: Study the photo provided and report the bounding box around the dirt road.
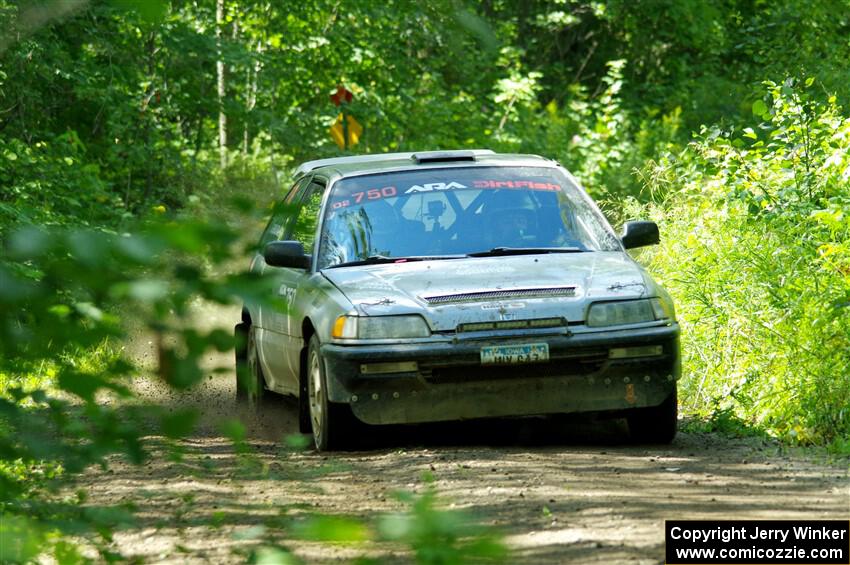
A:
[79,302,849,564]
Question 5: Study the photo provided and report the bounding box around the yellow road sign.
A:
[330,112,363,149]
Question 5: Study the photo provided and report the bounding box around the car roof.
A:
[294,150,557,180]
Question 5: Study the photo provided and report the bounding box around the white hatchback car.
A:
[235,150,680,450]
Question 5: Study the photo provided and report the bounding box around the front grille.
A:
[421,350,607,383]
[456,317,566,333]
[422,286,576,305]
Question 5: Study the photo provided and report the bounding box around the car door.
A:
[258,178,326,395]
[252,175,310,391]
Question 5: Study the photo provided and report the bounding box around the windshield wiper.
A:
[466,247,586,258]
[328,254,466,269]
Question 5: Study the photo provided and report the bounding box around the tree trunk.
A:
[216,0,227,169]
[141,31,157,206]
[243,40,262,156]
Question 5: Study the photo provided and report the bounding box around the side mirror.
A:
[621,221,660,249]
[263,241,311,270]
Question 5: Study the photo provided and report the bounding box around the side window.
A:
[260,178,310,246]
[286,181,326,253]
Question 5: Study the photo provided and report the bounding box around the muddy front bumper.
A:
[320,324,680,425]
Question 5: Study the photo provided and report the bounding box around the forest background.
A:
[1,0,849,562]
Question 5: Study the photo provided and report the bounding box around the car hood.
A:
[321,252,656,331]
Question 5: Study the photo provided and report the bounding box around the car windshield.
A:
[317,166,621,269]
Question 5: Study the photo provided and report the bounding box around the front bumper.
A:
[321,324,680,425]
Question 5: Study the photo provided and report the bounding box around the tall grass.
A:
[632,80,850,446]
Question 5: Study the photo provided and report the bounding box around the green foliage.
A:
[635,79,850,444]
[0,212,279,559]
[0,513,44,563]
[3,0,848,231]
[287,473,508,564]
[294,515,371,543]
[377,476,508,564]
[535,60,682,200]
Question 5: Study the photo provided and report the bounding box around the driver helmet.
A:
[485,190,536,245]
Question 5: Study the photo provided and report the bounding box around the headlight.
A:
[586,298,673,327]
[332,315,431,339]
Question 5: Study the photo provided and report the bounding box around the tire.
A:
[298,348,312,434]
[307,335,354,451]
[234,322,249,403]
[627,389,678,444]
[236,325,266,412]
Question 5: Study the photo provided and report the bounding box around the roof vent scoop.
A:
[411,149,493,164]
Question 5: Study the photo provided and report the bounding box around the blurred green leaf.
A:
[0,514,43,563]
[57,370,113,401]
[250,546,301,565]
[220,419,246,443]
[160,408,199,439]
[53,540,87,565]
[294,515,370,543]
[110,0,169,23]
[282,433,311,451]
[233,525,267,540]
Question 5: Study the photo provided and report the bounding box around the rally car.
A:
[235,150,680,450]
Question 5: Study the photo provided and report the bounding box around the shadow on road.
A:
[219,390,634,450]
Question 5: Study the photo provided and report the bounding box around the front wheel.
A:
[627,390,678,444]
[307,335,354,451]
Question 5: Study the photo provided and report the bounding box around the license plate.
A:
[480,343,549,365]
